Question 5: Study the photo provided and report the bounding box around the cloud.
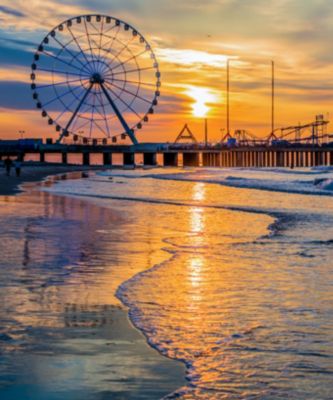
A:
[0,37,36,48]
[0,0,333,138]
[157,48,230,68]
[0,43,34,68]
[0,81,33,109]
[0,5,25,17]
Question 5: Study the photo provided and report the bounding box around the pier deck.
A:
[1,143,333,167]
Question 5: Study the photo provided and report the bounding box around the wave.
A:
[314,178,333,191]
[150,171,333,196]
[94,167,333,196]
[115,247,194,394]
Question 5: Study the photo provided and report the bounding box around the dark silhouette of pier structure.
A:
[1,141,333,168]
[1,115,332,168]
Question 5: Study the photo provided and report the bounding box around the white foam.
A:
[152,167,333,196]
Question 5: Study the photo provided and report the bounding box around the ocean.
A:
[1,167,333,399]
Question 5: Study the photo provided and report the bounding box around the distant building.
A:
[0,138,42,150]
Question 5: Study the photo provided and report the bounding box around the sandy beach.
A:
[1,164,333,398]
[0,163,100,196]
[0,164,186,400]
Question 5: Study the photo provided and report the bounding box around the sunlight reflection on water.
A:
[1,169,333,399]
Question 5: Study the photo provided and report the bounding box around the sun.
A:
[192,102,209,118]
[185,86,218,118]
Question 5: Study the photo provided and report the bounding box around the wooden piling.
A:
[103,152,112,166]
[62,152,68,164]
[82,152,90,166]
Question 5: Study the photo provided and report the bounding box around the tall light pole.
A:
[204,117,208,147]
[226,59,230,135]
[271,60,275,134]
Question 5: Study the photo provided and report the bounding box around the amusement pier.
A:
[1,15,333,169]
[1,112,333,168]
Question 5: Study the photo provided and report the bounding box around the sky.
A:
[0,0,332,143]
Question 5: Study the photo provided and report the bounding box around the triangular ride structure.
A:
[174,124,198,144]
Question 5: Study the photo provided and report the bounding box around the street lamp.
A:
[18,130,25,139]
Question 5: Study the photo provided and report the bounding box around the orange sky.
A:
[0,0,332,143]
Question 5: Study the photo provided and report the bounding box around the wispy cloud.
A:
[157,48,231,68]
[0,0,332,139]
[0,5,25,18]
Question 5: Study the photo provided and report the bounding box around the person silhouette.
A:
[4,157,12,176]
[14,158,22,177]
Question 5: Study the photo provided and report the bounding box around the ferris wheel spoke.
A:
[100,82,138,145]
[104,81,142,119]
[42,83,84,107]
[103,21,118,36]
[110,77,156,87]
[74,96,99,124]
[107,36,135,68]
[64,93,93,134]
[97,37,114,57]
[58,82,93,142]
[85,90,112,122]
[99,34,119,53]
[90,38,114,67]
[69,108,84,134]
[87,19,100,34]
[104,78,137,114]
[88,36,106,66]
[54,87,87,123]
[98,18,104,58]
[80,112,108,137]
[111,66,155,76]
[51,35,91,74]
[41,49,88,75]
[83,19,98,70]
[72,116,92,134]
[37,77,84,90]
[110,49,148,72]
[93,117,109,136]
[108,81,151,104]
[97,26,121,67]
[36,67,85,78]
[60,84,89,112]
[67,26,95,74]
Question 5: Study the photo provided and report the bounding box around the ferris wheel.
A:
[30,15,161,144]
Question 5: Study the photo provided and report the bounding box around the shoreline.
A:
[0,163,104,196]
[2,164,332,398]
[0,165,186,399]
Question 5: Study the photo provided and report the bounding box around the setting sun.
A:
[192,102,209,118]
[186,86,218,118]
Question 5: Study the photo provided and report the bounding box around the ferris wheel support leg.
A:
[100,83,138,145]
[57,83,94,143]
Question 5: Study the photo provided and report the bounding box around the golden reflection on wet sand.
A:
[0,176,185,400]
[1,171,333,399]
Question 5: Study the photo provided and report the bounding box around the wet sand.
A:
[0,163,99,195]
[0,166,186,399]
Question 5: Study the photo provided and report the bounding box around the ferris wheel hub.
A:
[90,73,105,84]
